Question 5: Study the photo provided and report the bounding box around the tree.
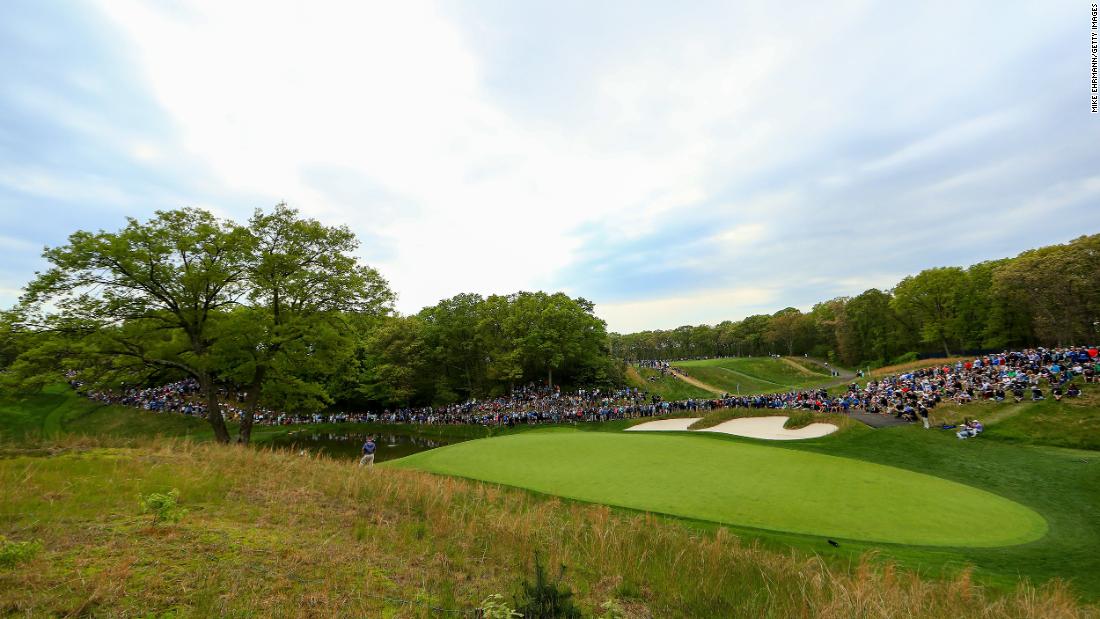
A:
[419,293,486,400]
[218,204,394,443]
[16,208,254,443]
[992,235,1100,346]
[891,267,967,357]
[12,206,394,444]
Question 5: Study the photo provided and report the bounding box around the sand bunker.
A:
[627,415,837,440]
[624,417,701,432]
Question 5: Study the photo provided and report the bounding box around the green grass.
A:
[624,365,714,400]
[3,442,1090,617]
[0,384,214,445]
[2,382,1100,612]
[392,431,1046,547]
[929,389,1100,452]
[671,357,835,394]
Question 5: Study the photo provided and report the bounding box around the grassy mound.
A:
[671,357,836,394]
[393,432,1047,547]
[1,441,1092,618]
[624,365,714,400]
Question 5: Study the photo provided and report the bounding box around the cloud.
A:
[598,286,779,333]
[0,0,1095,332]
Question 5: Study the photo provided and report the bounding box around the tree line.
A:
[0,206,616,443]
[2,204,1096,443]
[611,234,1100,367]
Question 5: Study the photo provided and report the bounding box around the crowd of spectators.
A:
[71,346,1096,431]
[636,359,676,376]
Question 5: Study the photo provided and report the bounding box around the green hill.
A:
[624,365,715,400]
[671,357,836,394]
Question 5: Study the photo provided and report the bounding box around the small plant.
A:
[140,488,187,525]
[478,593,521,619]
[597,599,627,619]
[0,536,42,568]
[514,552,581,618]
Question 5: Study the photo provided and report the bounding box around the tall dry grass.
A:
[0,439,1094,618]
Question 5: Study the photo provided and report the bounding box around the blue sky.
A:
[0,0,1096,332]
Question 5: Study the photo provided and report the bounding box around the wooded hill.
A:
[611,233,1100,367]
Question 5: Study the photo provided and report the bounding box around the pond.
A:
[265,430,466,462]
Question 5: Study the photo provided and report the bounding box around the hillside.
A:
[670,357,838,395]
[2,384,1099,616]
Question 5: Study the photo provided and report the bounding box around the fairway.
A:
[394,431,1047,547]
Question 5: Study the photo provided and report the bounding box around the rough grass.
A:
[0,384,214,446]
[3,384,1100,613]
[781,356,832,377]
[920,386,1100,452]
[0,439,1093,618]
[624,365,714,401]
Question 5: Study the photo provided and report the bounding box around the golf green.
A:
[393,431,1048,547]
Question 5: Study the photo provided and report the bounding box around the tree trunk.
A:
[201,374,231,443]
[547,367,553,389]
[237,365,267,444]
[942,339,952,358]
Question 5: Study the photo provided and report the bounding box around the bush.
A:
[514,553,581,618]
[0,536,42,568]
[140,489,187,525]
[478,593,521,619]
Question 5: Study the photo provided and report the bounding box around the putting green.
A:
[392,432,1047,547]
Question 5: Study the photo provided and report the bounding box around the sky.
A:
[0,0,1097,333]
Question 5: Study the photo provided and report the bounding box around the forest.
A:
[611,233,1100,368]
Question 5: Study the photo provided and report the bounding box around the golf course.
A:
[626,356,848,399]
[392,430,1047,547]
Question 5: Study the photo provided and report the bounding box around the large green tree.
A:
[12,206,394,444]
[16,208,254,442]
[215,205,394,442]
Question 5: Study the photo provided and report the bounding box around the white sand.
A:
[627,415,837,440]
[700,416,837,440]
[625,417,701,432]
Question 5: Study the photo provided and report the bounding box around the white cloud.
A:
[598,286,777,333]
[94,0,777,312]
[38,0,1086,332]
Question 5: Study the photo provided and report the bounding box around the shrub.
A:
[0,536,42,568]
[140,488,187,525]
[597,599,627,619]
[514,552,581,618]
[478,593,521,619]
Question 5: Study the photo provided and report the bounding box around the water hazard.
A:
[266,430,465,462]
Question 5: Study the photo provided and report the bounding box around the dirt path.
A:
[669,369,726,395]
[780,357,824,377]
[795,357,858,389]
[714,365,785,386]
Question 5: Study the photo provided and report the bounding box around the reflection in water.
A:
[267,431,463,462]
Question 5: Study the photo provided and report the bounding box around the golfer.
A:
[359,435,376,468]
